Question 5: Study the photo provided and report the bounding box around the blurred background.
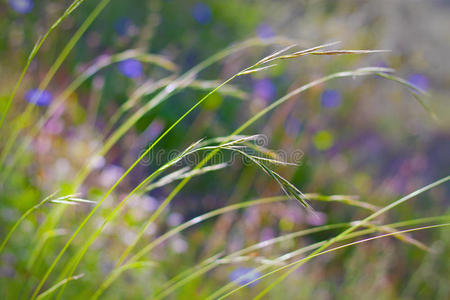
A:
[0,0,449,299]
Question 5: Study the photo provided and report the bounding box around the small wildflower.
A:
[9,0,33,14]
[256,23,275,39]
[117,59,143,78]
[192,3,212,25]
[25,89,52,106]
[320,89,341,108]
[253,78,276,103]
[407,73,429,91]
[229,267,261,287]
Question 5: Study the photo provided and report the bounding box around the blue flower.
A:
[117,59,143,78]
[192,3,212,25]
[407,73,429,91]
[256,23,275,39]
[9,0,33,14]
[253,78,276,103]
[229,267,261,287]
[25,89,52,106]
[114,17,134,36]
[320,89,341,108]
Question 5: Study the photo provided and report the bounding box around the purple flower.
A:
[25,89,52,106]
[9,0,33,14]
[229,267,261,287]
[117,59,143,78]
[321,89,341,108]
[192,3,212,25]
[256,23,275,39]
[253,78,276,102]
[408,73,429,91]
[114,17,134,36]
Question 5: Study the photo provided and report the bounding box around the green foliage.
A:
[0,1,448,299]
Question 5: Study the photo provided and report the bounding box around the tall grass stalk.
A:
[107,215,447,300]
[0,50,177,181]
[206,216,448,299]
[71,38,292,189]
[111,66,395,270]
[90,194,377,298]
[90,65,426,297]
[216,175,450,299]
[32,44,385,298]
[0,0,109,167]
[1,2,443,299]
[0,0,87,130]
[213,222,449,300]
[0,192,57,254]
[30,43,297,298]
[23,39,289,270]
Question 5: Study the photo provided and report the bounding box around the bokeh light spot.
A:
[313,130,334,150]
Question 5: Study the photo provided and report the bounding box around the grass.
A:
[0,1,448,299]
[220,175,450,299]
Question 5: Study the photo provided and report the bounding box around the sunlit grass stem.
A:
[220,175,450,299]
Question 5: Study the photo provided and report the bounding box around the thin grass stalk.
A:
[51,142,214,297]
[25,41,272,298]
[34,48,393,298]
[90,192,375,298]
[31,42,304,298]
[154,225,349,300]
[93,197,429,298]
[71,38,292,189]
[62,66,401,299]
[55,138,289,298]
[0,52,177,181]
[35,274,84,300]
[0,0,86,130]
[127,194,371,262]
[31,67,243,300]
[0,0,110,168]
[223,223,450,300]
[0,192,57,254]
[26,40,290,262]
[112,67,393,270]
[158,216,448,300]
[227,175,450,299]
[208,218,449,300]
[376,72,438,120]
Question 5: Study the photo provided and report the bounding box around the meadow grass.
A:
[0,1,447,299]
